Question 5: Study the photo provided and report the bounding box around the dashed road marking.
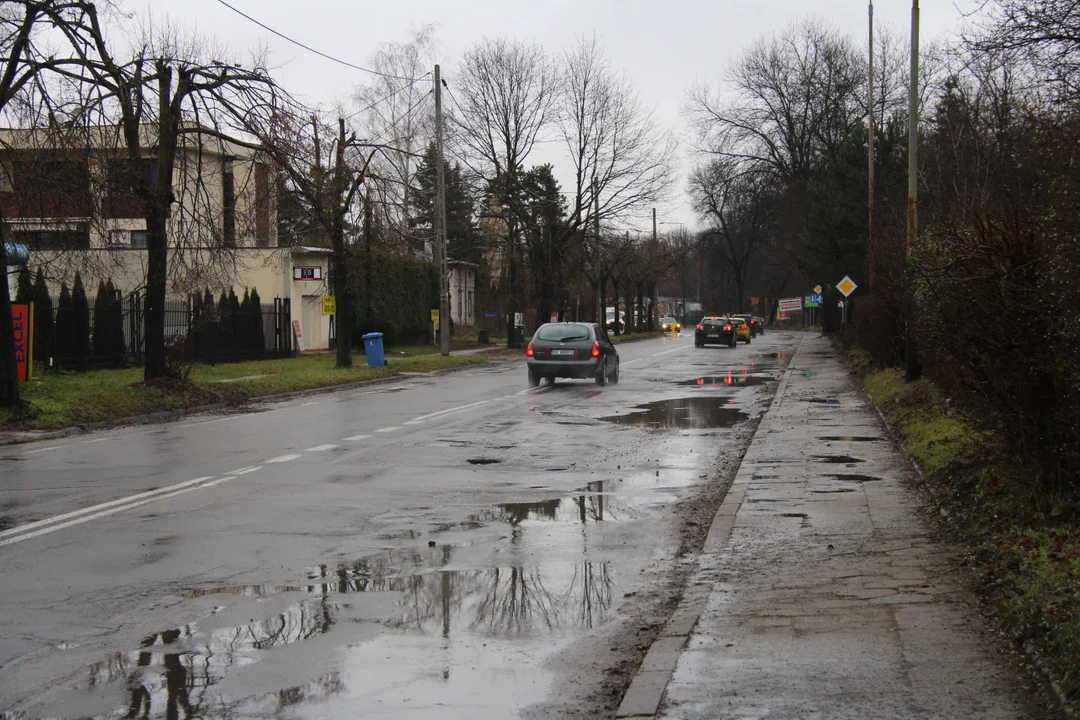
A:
[375,427,401,433]
[266,454,302,463]
[230,466,261,476]
[0,476,215,543]
[406,400,491,425]
[199,476,236,489]
[343,434,371,442]
[306,444,340,452]
[25,445,68,454]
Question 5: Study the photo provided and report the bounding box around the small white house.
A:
[448,260,477,329]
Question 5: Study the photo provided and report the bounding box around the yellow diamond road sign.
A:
[814,285,822,295]
[837,276,858,297]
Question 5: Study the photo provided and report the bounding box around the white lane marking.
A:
[83,437,118,445]
[406,399,491,425]
[178,416,232,428]
[343,434,371,442]
[266,454,302,463]
[516,385,554,395]
[306,444,340,452]
[0,476,215,541]
[623,359,644,366]
[301,401,321,407]
[198,476,236,489]
[230,466,261,476]
[402,420,422,426]
[0,484,209,548]
[375,426,401,433]
[25,445,69,454]
[652,346,686,357]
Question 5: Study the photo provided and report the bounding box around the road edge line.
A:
[614,333,809,719]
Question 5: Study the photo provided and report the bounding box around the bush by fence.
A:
[350,250,439,348]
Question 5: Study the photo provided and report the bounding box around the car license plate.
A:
[707,333,718,338]
[550,349,575,356]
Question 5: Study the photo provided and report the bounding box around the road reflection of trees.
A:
[72,546,613,719]
[470,481,624,526]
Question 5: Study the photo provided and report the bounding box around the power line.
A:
[346,74,432,121]
[213,0,418,81]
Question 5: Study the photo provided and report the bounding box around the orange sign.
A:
[12,303,31,382]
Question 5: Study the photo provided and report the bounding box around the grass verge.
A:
[861,364,1080,712]
[1,353,488,431]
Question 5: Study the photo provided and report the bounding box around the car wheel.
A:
[746,335,752,344]
[595,358,607,387]
[528,368,540,387]
[544,376,556,384]
[610,358,620,384]
[695,340,702,348]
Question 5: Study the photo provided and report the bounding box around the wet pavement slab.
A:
[649,334,1046,720]
[0,332,801,719]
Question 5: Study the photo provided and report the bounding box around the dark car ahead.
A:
[695,317,737,348]
[753,316,765,335]
[526,322,620,387]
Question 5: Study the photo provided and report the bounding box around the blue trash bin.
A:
[362,332,385,367]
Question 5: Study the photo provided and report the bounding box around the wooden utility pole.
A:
[868,1,876,290]
[905,0,921,381]
[434,65,450,356]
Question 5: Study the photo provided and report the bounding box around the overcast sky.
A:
[144,0,982,230]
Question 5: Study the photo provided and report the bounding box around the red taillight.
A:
[526,342,534,357]
[696,324,704,331]
[591,341,600,358]
[724,325,731,331]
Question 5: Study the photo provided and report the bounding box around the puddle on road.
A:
[43,551,614,720]
[759,352,791,359]
[820,436,883,442]
[813,455,866,464]
[467,458,502,465]
[830,474,882,483]
[805,398,841,406]
[471,481,644,525]
[600,397,749,430]
[675,373,775,388]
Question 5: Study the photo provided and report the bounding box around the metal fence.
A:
[47,293,292,370]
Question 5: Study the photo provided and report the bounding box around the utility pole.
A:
[434,65,450,356]
[868,1,875,290]
[593,179,601,322]
[905,1,921,381]
[651,208,657,331]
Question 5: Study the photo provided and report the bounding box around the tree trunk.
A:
[636,284,644,332]
[0,226,21,408]
[506,235,518,349]
[611,278,620,336]
[333,119,352,368]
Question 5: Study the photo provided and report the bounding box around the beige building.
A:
[0,126,334,351]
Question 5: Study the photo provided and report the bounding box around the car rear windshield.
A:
[703,319,727,327]
[535,324,592,342]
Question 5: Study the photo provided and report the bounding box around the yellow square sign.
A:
[837,276,858,297]
[321,295,336,315]
[431,309,440,329]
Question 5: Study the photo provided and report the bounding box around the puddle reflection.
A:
[676,372,775,388]
[50,551,613,719]
[600,397,749,430]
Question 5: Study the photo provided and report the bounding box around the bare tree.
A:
[689,159,776,313]
[450,37,557,347]
[558,34,676,235]
[53,9,279,380]
[0,1,105,408]
[974,0,1080,99]
[352,26,436,254]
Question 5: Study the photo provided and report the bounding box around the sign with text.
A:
[292,319,305,352]
[805,293,823,307]
[11,303,31,382]
[321,295,336,315]
[550,312,559,323]
[293,266,322,281]
[430,309,440,329]
[778,297,803,312]
[514,312,523,328]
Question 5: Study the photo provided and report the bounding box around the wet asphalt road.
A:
[0,330,800,719]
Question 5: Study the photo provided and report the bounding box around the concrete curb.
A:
[614,335,806,719]
[0,357,508,448]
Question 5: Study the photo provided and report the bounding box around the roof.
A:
[290,245,333,255]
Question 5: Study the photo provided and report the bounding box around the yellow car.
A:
[730,317,752,344]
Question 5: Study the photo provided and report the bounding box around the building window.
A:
[130,230,148,248]
[223,165,236,247]
[11,227,90,250]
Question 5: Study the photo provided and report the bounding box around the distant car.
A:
[605,309,626,332]
[753,316,765,335]
[659,316,681,332]
[526,322,620,388]
[732,313,759,337]
[695,317,737,348]
[730,317,752,344]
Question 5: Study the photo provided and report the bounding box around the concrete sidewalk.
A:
[619,334,1041,719]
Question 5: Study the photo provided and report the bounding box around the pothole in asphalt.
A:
[468,458,502,465]
[820,436,883,442]
[675,374,775,387]
[813,455,866,464]
[600,397,749,430]
[759,352,791,359]
[67,554,617,720]
[805,398,841,405]
[830,474,882,483]
[812,489,857,494]
[781,512,809,518]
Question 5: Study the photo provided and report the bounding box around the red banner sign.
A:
[12,303,31,382]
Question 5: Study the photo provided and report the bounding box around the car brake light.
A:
[591,341,600,358]
[724,325,731,331]
[526,342,534,357]
[696,324,704,331]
